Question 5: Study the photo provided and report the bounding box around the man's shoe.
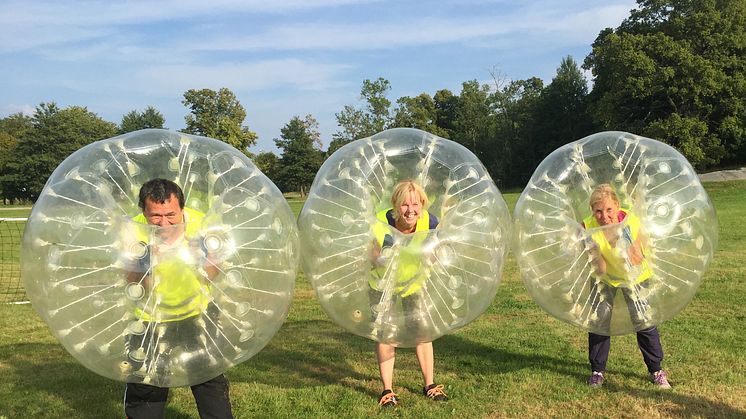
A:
[378,389,399,407]
[650,370,672,389]
[588,371,604,388]
[423,383,448,401]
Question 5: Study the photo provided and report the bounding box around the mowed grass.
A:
[1,182,745,418]
[0,206,32,219]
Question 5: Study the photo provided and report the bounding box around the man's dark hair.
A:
[138,178,185,210]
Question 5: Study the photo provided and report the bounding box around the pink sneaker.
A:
[650,370,671,389]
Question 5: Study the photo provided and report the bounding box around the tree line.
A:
[0,88,257,202]
[1,0,744,202]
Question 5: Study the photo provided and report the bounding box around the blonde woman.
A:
[583,184,670,389]
[370,180,447,407]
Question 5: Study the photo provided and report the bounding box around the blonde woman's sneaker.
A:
[650,370,672,389]
[423,384,448,401]
[588,371,604,388]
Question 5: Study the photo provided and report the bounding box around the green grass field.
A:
[0,206,33,219]
[0,182,744,418]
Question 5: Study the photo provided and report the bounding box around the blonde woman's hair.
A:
[390,180,428,218]
[589,183,620,208]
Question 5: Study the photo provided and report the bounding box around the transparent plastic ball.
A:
[298,128,511,347]
[22,129,298,387]
[514,131,718,335]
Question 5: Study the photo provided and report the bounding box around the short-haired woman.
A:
[370,180,448,407]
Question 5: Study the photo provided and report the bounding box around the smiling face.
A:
[143,194,183,226]
[396,191,422,232]
[143,194,184,242]
[591,196,620,226]
[390,180,428,234]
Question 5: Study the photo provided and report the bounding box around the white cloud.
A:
[35,38,187,64]
[0,0,379,53]
[1,1,635,54]
[0,0,375,53]
[0,0,377,26]
[183,19,507,51]
[1,104,35,116]
[136,59,352,93]
[536,5,632,42]
[179,4,632,52]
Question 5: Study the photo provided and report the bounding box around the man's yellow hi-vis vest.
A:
[583,209,653,287]
[131,207,210,322]
[369,208,436,297]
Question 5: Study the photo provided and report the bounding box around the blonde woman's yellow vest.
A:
[369,208,435,297]
[132,207,210,322]
[583,209,652,287]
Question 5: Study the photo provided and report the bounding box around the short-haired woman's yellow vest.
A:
[131,207,210,322]
[583,209,652,287]
[369,208,436,297]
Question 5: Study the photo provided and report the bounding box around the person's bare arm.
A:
[627,235,645,266]
[125,243,152,288]
[586,238,607,275]
[202,251,220,280]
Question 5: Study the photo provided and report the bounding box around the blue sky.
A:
[0,0,638,153]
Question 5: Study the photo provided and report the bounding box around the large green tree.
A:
[0,113,34,202]
[0,112,34,140]
[119,106,165,133]
[181,88,257,154]
[275,116,324,196]
[0,133,13,203]
[301,114,323,150]
[362,78,393,133]
[330,78,392,153]
[531,56,596,161]
[490,77,544,187]
[449,80,495,181]
[391,93,450,138]
[0,103,117,202]
[453,80,492,152]
[433,89,459,139]
[583,0,746,168]
[253,151,280,185]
